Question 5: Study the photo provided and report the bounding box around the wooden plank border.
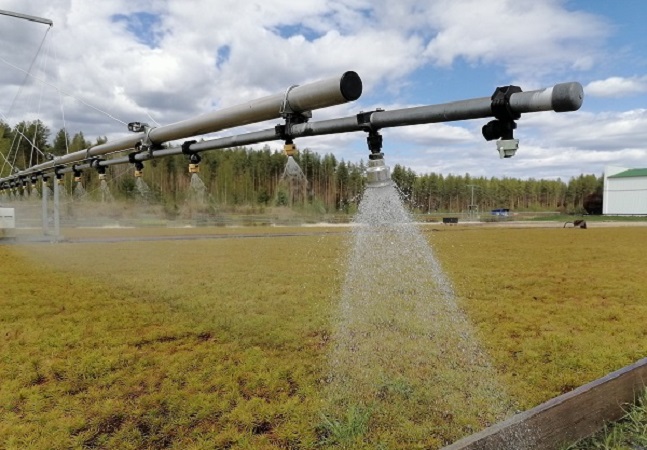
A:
[442,357,647,450]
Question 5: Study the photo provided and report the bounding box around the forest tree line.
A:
[1,120,604,214]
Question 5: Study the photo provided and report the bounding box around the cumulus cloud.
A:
[421,0,608,77]
[520,109,647,150]
[585,76,647,97]
[0,0,643,181]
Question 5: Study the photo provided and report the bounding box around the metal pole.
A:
[53,179,60,240]
[41,179,48,235]
[466,184,478,220]
[0,9,53,26]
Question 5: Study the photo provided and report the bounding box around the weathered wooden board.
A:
[442,357,647,450]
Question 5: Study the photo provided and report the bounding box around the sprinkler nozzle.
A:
[284,142,296,157]
[134,161,144,177]
[366,157,392,188]
[188,163,200,174]
[99,174,106,181]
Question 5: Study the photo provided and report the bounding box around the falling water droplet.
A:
[278,156,308,206]
[189,173,208,205]
[73,181,86,199]
[135,177,152,203]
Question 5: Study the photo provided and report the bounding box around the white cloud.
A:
[1,0,644,183]
[585,76,647,97]
[421,0,608,77]
[520,109,647,150]
[388,123,477,146]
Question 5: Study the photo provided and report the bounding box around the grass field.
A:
[1,225,646,449]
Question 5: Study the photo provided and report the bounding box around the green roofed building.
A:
[603,166,647,215]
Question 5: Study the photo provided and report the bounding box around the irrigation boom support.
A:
[0,78,583,187]
[80,81,583,167]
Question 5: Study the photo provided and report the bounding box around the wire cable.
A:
[0,55,128,126]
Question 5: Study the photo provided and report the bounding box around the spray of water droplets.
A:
[279,156,308,205]
[43,185,52,201]
[324,183,522,446]
[100,179,114,203]
[135,177,152,203]
[188,173,208,205]
[73,182,86,199]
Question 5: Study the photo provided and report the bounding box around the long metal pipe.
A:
[293,82,583,134]
[1,81,582,184]
[1,71,361,182]
[122,81,583,158]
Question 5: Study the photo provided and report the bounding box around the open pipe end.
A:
[340,71,363,102]
[552,82,584,112]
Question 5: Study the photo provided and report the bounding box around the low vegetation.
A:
[566,388,647,449]
[429,227,647,408]
[1,225,646,448]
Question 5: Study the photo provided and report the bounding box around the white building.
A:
[603,166,647,215]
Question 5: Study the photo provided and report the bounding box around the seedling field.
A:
[1,225,646,449]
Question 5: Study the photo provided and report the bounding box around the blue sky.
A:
[2,0,647,181]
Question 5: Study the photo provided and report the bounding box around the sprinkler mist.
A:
[133,162,152,202]
[278,141,308,206]
[187,154,208,206]
[324,147,527,447]
[73,171,86,199]
[99,175,113,203]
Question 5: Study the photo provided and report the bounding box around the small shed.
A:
[603,166,647,215]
